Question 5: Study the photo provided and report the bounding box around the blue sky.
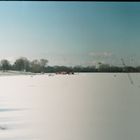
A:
[0,2,140,66]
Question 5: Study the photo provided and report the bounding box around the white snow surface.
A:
[0,73,139,140]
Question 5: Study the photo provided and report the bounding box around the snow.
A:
[0,73,139,140]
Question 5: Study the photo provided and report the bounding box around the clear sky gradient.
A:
[0,2,140,66]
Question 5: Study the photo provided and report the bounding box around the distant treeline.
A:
[0,57,140,73]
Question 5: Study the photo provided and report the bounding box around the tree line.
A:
[0,57,48,73]
[0,57,140,73]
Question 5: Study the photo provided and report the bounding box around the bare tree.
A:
[14,57,30,71]
[40,59,48,68]
[0,59,11,71]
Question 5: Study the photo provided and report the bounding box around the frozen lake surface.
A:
[0,73,140,140]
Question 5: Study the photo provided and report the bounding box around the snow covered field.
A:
[0,73,140,140]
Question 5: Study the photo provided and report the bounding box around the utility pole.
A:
[121,58,134,85]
